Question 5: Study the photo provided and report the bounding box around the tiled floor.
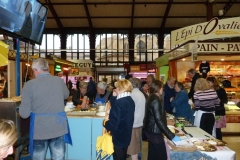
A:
[223,135,240,160]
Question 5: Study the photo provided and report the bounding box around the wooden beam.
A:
[41,2,240,5]
[47,16,209,19]
[45,0,63,30]
[130,0,135,29]
[83,0,93,29]
[160,0,173,31]
[219,0,237,18]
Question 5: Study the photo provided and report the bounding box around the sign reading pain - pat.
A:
[188,43,240,53]
[171,17,240,47]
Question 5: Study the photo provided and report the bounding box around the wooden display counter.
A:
[226,111,240,123]
[45,115,112,160]
[225,103,240,123]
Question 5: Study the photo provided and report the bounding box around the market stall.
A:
[169,127,236,160]
[0,97,236,160]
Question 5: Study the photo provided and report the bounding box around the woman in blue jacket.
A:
[170,82,193,122]
[103,79,135,160]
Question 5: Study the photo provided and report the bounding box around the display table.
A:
[169,127,236,160]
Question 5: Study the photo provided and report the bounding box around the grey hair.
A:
[188,68,197,74]
[32,58,49,71]
[147,74,155,81]
[97,81,107,90]
[129,78,141,88]
[167,77,176,82]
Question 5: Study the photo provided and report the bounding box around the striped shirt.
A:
[193,89,220,112]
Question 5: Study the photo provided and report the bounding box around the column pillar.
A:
[206,1,213,21]
[60,31,67,59]
[128,30,134,63]
[89,31,96,61]
[158,31,164,57]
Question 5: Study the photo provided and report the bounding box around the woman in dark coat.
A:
[103,79,135,160]
[143,80,181,160]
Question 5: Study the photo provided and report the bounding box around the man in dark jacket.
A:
[87,77,97,99]
[187,69,202,102]
[163,77,176,114]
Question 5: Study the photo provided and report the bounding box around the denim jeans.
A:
[33,135,65,160]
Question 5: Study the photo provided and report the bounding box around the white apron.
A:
[194,110,216,137]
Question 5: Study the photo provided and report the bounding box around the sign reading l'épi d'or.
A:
[171,17,240,46]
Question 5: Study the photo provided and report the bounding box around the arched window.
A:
[136,40,146,55]
[124,42,129,53]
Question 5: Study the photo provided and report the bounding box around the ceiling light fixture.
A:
[182,58,186,61]
[221,58,225,61]
[219,9,224,16]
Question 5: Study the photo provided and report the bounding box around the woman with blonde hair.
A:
[0,119,17,160]
[207,76,228,140]
[193,78,220,136]
[103,79,135,160]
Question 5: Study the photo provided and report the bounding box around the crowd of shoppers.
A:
[4,61,234,160]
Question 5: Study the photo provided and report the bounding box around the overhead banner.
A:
[156,54,169,67]
[171,17,240,47]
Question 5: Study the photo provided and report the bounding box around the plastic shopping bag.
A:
[96,133,114,160]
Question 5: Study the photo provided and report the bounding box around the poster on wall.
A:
[160,74,165,83]
[192,53,198,61]
[70,68,79,75]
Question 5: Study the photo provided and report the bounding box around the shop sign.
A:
[148,69,156,73]
[171,17,240,47]
[156,53,169,67]
[55,65,62,72]
[68,59,93,68]
[139,64,155,70]
[188,42,240,53]
[130,65,140,72]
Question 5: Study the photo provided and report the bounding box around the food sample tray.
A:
[67,110,96,116]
